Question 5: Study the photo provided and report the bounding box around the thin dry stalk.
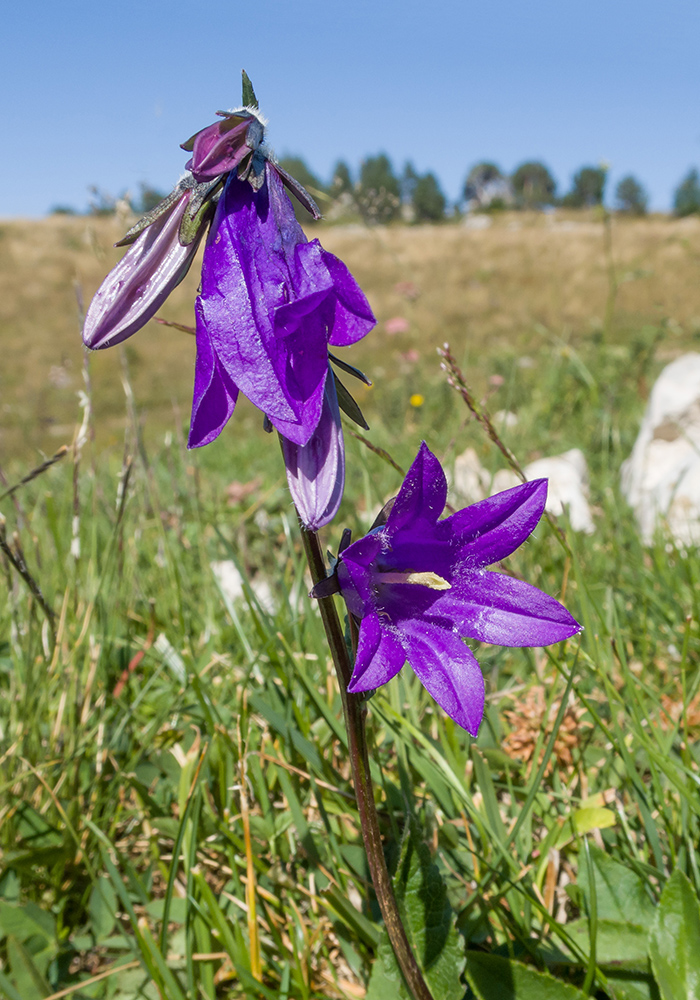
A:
[0,516,56,641]
[439,342,571,554]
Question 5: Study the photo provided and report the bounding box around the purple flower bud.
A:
[280,370,345,530]
[83,187,202,350]
[335,443,582,735]
[184,111,265,183]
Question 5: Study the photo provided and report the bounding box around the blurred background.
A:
[3,0,700,217]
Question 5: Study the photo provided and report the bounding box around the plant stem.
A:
[300,524,435,1000]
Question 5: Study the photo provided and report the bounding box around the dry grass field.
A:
[2,210,700,461]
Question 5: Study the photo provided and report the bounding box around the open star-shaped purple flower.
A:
[335,442,581,735]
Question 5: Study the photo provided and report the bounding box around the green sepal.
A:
[332,371,369,430]
[275,161,321,219]
[114,186,183,247]
[241,69,259,109]
[178,189,217,247]
[329,352,372,385]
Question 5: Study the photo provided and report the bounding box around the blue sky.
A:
[3,0,699,215]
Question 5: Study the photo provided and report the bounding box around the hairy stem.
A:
[300,525,435,1000]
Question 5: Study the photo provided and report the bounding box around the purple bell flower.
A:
[188,160,375,450]
[83,184,203,350]
[335,442,581,735]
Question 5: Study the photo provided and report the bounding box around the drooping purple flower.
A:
[279,368,345,530]
[334,442,581,735]
[81,73,376,530]
[83,182,205,350]
[188,160,375,450]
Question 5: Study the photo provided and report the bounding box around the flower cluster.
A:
[83,75,375,529]
[326,443,581,735]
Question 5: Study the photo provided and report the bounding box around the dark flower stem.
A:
[300,524,435,1000]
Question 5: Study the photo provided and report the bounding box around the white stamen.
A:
[378,571,451,590]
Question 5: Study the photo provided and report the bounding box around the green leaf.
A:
[603,972,660,1000]
[578,844,656,928]
[560,918,650,972]
[649,869,700,1000]
[466,952,588,1000]
[6,936,52,998]
[0,901,55,943]
[365,828,465,1000]
[89,877,119,941]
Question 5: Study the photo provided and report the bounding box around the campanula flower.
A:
[334,442,581,735]
[82,73,375,530]
[188,160,375,450]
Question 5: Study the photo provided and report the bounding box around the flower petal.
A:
[83,191,199,350]
[439,479,548,568]
[197,167,328,445]
[337,533,383,616]
[280,370,345,530]
[400,619,485,735]
[188,304,239,447]
[347,612,405,692]
[427,570,581,647]
[386,442,447,533]
[323,252,377,347]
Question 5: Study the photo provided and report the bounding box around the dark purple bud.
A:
[184,111,265,183]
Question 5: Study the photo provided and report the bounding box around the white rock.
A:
[211,560,277,613]
[621,353,700,545]
[451,447,491,503]
[521,449,594,534]
[211,559,245,604]
[493,410,519,428]
[452,447,595,532]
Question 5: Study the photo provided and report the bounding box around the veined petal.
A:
[440,479,548,568]
[281,370,345,530]
[83,191,199,350]
[348,612,406,692]
[188,303,239,448]
[323,252,376,347]
[400,619,485,736]
[386,442,447,533]
[428,570,582,647]
[337,528,384,616]
[197,167,330,445]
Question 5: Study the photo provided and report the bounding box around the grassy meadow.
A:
[1,209,700,998]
